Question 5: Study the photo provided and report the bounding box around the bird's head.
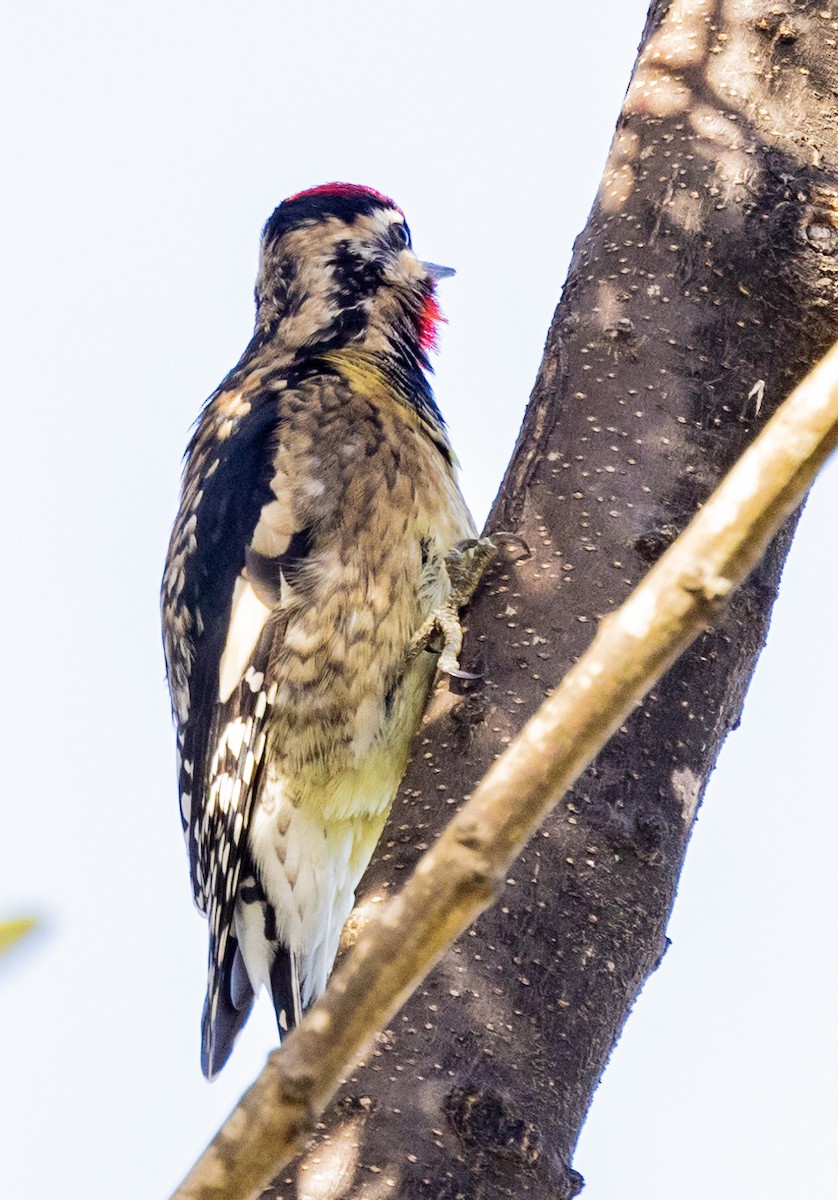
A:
[254,183,452,369]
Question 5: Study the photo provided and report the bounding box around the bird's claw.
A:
[485,531,531,560]
[407,601,464,674]
[407,533,524,677]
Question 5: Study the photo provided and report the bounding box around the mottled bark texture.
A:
[270,3,838,1197]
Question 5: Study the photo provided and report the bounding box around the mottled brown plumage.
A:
[161,184,480,1077]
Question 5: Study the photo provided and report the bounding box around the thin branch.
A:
[172,342,838,1200]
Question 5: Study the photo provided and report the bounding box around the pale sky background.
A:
[2,3,836,1197]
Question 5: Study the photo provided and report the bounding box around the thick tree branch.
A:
[173,340,838,1200]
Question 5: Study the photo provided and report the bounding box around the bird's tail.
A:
[269,945,303,1036]
[201,927,254,1081]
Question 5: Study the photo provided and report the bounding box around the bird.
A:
[161,183,494,1079]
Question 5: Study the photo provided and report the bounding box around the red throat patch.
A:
[418,293,445,354]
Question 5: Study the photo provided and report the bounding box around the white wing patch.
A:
[250,499,293,557]
[217,485,300,701]
[218,576,272,702]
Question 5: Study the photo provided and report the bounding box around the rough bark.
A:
[268,3,838,1197]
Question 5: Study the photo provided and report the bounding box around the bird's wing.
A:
[161,373,314,1074]
[162,376,281,904]
[196,608,284,1078]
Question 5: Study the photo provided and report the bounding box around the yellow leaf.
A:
[0,919,36,956]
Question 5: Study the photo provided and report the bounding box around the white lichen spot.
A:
[672,765,701,824]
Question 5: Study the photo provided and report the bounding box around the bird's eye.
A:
[391,222,411,249]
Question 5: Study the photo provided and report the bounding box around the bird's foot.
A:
[407,533,530,678]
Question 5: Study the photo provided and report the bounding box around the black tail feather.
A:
[201,940,254,1080]
[269,946,301,1036]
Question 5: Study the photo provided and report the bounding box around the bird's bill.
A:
[420,260,456,281]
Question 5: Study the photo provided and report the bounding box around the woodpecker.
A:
[161,183,492,1078]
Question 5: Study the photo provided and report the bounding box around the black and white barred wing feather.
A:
[196,618,282,1077]
[162,383,278,882]
[162,377,299,1077]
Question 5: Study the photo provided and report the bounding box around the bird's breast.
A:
[259,379,474,821]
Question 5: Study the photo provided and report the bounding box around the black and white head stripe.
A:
[261,182,408,247]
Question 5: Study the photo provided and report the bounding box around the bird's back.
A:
[161,183,476,1078]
